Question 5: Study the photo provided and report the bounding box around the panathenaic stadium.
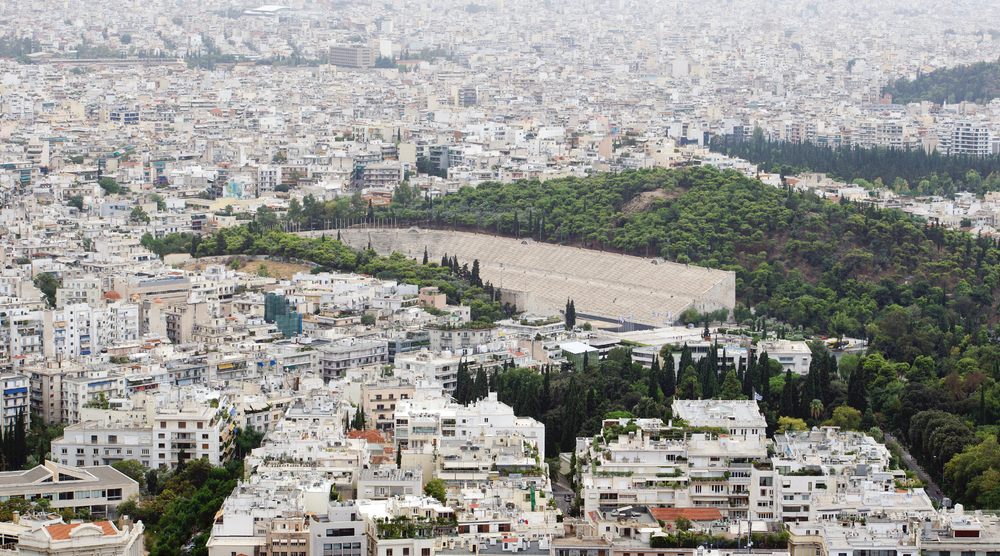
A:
[330,228,734,328]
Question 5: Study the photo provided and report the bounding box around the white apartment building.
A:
[55,276,102,309]
[0,460,138,518]
[41,302,141,359]
[394,392,544,451]
[316,339,389,381]
[948,120,992,156]
[393,350,462,394]
[52,400,237,469]
[0,372,29,431]
[0,517,144,556]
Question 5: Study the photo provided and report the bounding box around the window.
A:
[107,488,122,501]
[422,550,430,556]
[386,550,393,556]
[403,549,410,556]
[179,422,186,429]
[108,435,117,444]
[91,435,98,444]
[160,422,166,428]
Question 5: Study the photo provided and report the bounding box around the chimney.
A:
[12,511,19,524]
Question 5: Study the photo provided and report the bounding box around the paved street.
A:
[885,432,947,505]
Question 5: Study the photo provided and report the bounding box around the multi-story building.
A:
[949,120,991,156]
[55,276,102,309]
[362,379,414,430]
[0,460,138,518]
[357,496,455,556]
[51,399,237,469]
[394,392,544,451]
[0,517,144,556]
[0,373,29,431]
[329,45,375,69]
[316,339,388,381]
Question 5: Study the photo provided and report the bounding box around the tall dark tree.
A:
[561,378,582,451]
[648,358,662,402]
[847,357,868,412]
[422,247,429,265]
[780,370,797,417]
[758,351,771,403]
[473,368,488,400]
[471,259,482,286]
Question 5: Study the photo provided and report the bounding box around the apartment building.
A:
[0,460,138,518]
[329,45,375,69]
[55,276,102,309]
[362,379,414,430]
[52,400,237,469]
[316,339,389,381]
[0,373,29,431]
[394,392,544,451]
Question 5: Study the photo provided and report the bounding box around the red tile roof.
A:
[346,429,386,443]
[45,521,117,540]
[649,508,723,522]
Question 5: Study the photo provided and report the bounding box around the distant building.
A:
[329,45,375,68]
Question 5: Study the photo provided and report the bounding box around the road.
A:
[885,432,946,505]
[552,475,575,513]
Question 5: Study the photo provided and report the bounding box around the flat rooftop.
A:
[671,399,767,429]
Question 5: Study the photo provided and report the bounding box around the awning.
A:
[218,363,233,370]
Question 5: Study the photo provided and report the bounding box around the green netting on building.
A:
[265,292,302,339]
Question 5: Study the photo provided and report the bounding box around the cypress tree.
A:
[474,368,488,400]
[561,378,582,451]
[780,370,796,417]
[758,351,771,403]
[422,247,428,265]
[678,344,694,379]
[649,358,661,402]
[441,253,449,267]
[743,356,757,399]
[471,259,481,286]
[13,411,24,469]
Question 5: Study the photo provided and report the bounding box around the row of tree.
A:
[710,130,1000,196]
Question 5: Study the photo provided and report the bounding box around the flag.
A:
[754,390,763,401]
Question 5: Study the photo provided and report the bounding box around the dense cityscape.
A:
[1,0,1000,556]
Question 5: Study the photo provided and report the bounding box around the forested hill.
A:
[884,58,1000,105]
[168,166,1000,354]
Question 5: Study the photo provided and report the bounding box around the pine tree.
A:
[678,365,702,399]
[721,369,742,400]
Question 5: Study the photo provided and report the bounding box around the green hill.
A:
[885,58,1000,105]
